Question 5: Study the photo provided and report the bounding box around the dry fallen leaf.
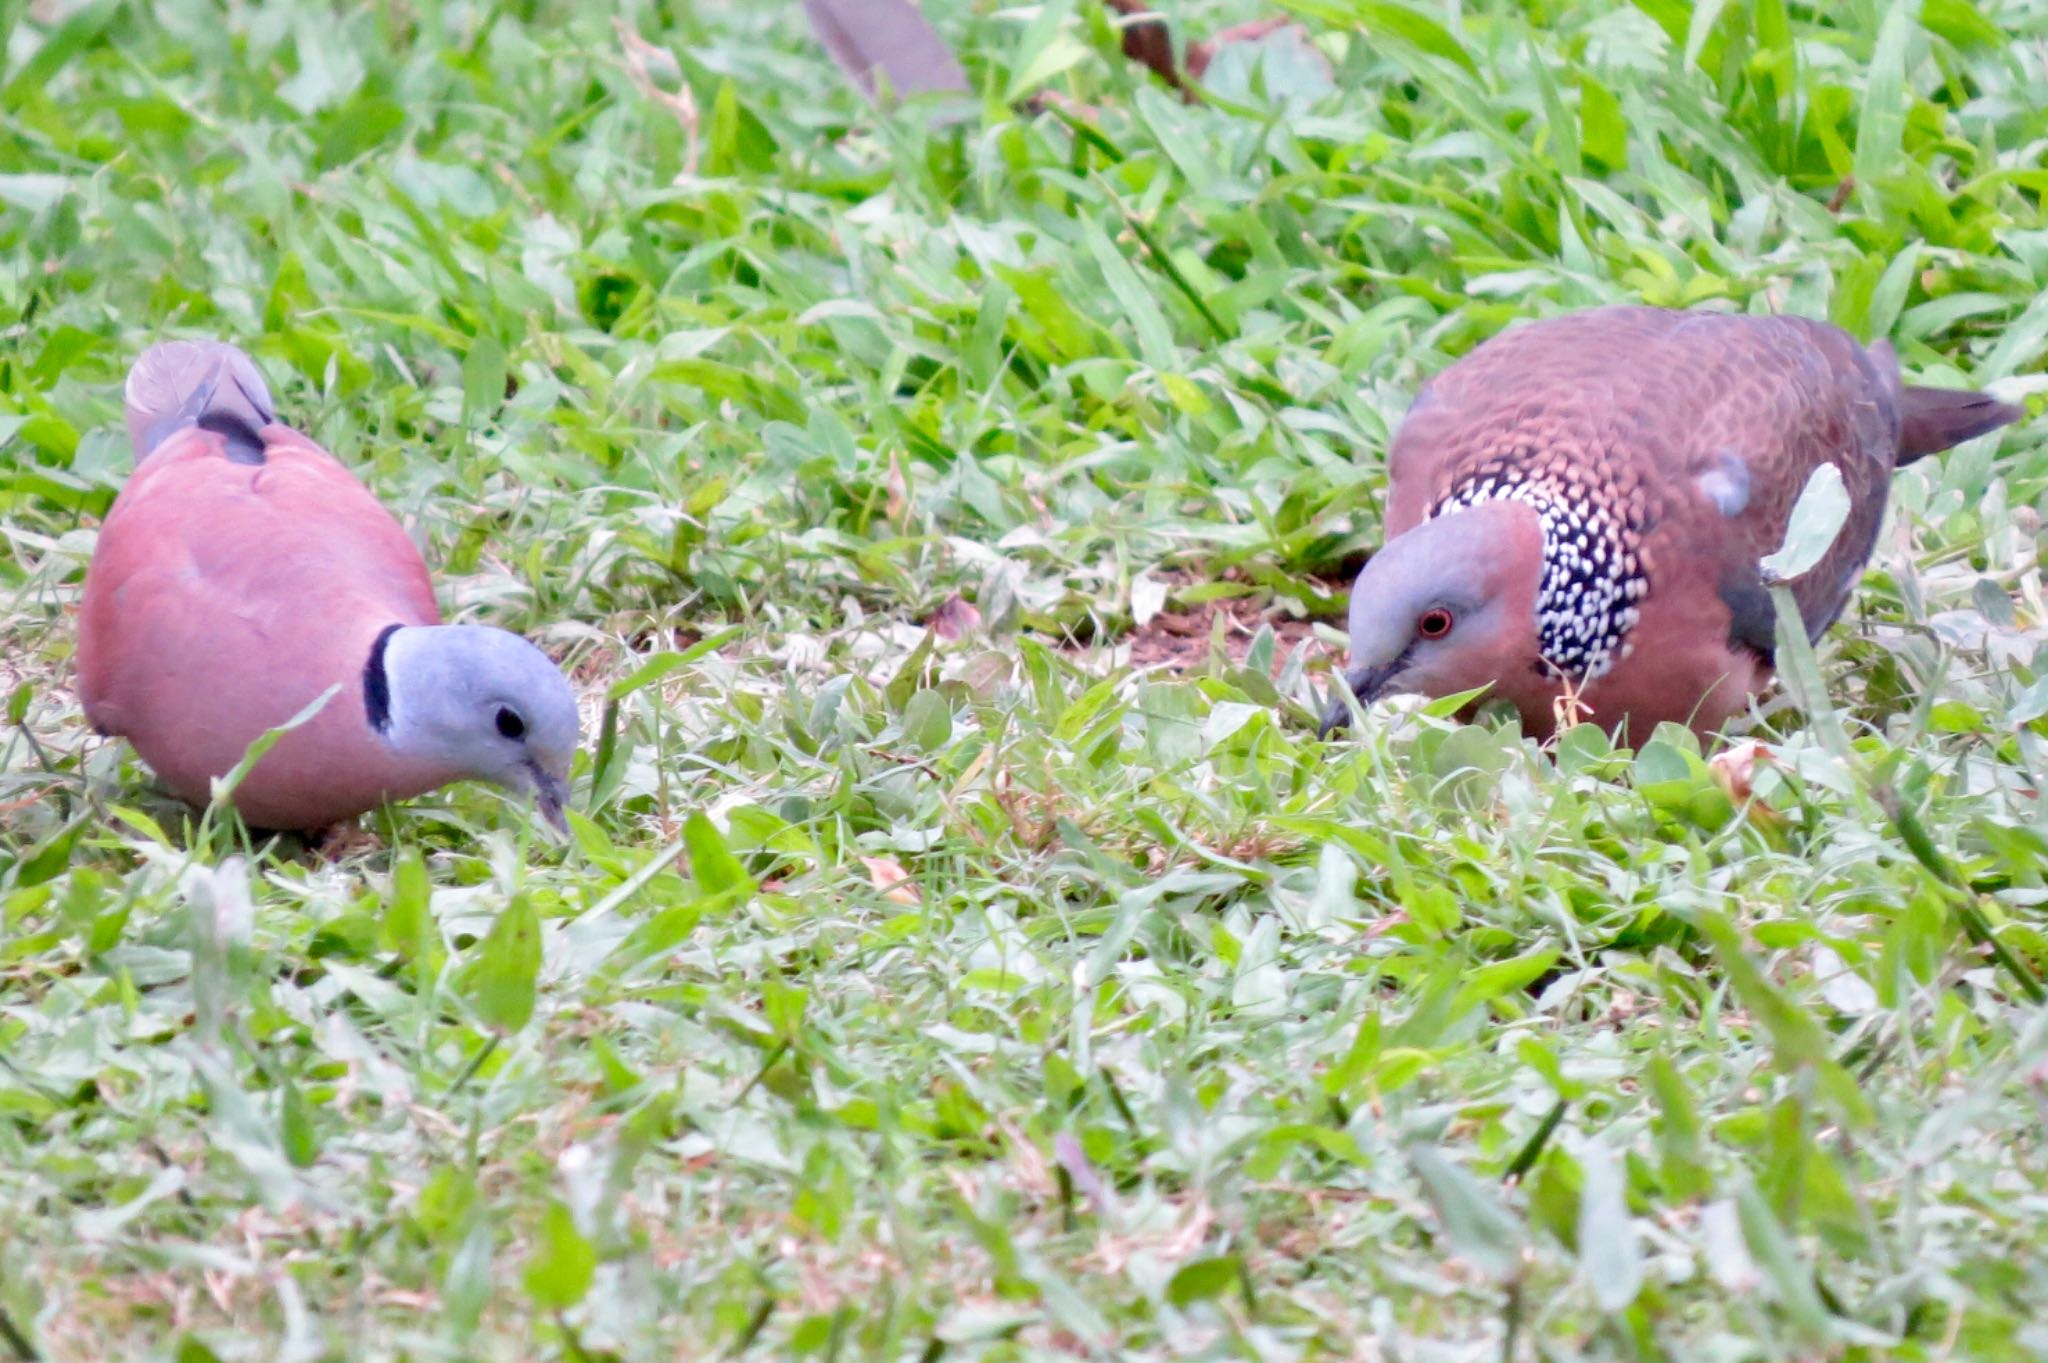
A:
[884,448,910,522]
[926,592,983,641]
[1709,740,1774,803]
[1103,3,1327,98]
[616,20,700,179]
[1550,678,1595,735]
[1103,0,1186,94]
[1130,571,1169,628]
[1054,1131,1111,1217]
[1710,741,1787,828]
[1363,909,1411,940]
[1187,18,1316,81]
[861,855,921,905]
[315,821,384,860]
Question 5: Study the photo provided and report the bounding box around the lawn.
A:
[4,0,2048,1358]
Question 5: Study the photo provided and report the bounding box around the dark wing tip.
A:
[1897,385,2024,464]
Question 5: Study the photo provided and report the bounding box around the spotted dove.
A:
[78,340,580,832]
[1321,305,2023,742]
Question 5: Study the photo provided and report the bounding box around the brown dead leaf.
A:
[616,20,700,178]
[1710,741,1789,829]
[1079,567,1340,676]
[927,593,983,641]
[1187,18,1307,81]
[885,449,909,522]
[999,1119,1057,1199]
[1102,3,1324,97]
[314,821,384,860]
[861,855,921,905]
[1103,0,1187,95]
[374,1290,440,1310]
[1710,741,1770,800]
[1549,677,1595,736]
[1054,1131,1111,1216]
[1030,89,1106,122]
[1363,909,1410,940]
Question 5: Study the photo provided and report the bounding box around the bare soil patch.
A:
[1081,569,1346,675]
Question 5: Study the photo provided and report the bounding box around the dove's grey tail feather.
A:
[125,340,277,466]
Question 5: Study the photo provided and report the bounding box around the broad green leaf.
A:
[0,172,70,210]
[174,1337,226,1363]
[2,0,121,111]
[1577,75,1626,171]
[1734,1180,1833,1337]
[1696,913,1832,1067]
[1576,1138,1643,1311]
[468,894,541,1034]
[1682,0,1731,70]
[1853,0,1921,199]
[1758,463,1849,583]
[279,1072,319,1169]
[1003,0,1086,102]
[1456,947,1560,1006]
[1868,242,1922,341]
[444,1220,493,1334]
[384,846,432,963]
[1311,1,1477,75]
[523,1201,596,1310]
[1166,1254,1244,1308]
[462,335,508,420]
[1080,217,1176,371]
[1409,1144,1524,1281]
[684,811,755,898]
[902,689,953,751]
[607,627,748,700]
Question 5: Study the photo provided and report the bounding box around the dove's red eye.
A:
[1418,608,1454,639]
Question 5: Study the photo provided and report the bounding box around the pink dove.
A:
[78,340,578,832]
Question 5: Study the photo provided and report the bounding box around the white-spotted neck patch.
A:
[1430,471,1650,682]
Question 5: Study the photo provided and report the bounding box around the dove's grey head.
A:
[1319,500,1545,737]
[373,624,581,829]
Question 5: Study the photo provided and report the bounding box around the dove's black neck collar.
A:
[363,624,404,733]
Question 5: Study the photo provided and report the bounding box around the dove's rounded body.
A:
[79,341,578,833]
[1325,306,2021,742]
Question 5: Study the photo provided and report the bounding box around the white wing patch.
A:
[1693,449,1751,518]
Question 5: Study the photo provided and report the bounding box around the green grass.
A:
[5,0,2048,1357]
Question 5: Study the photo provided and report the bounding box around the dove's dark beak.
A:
[526,762,570,833]
[1317,662,1403,739]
